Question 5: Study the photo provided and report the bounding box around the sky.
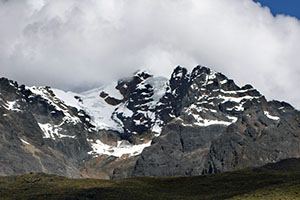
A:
[1,0,300,109]
[254,0,300,19]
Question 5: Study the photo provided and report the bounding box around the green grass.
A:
[1,158,300,200]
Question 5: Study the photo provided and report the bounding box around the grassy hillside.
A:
[1,158,300,200]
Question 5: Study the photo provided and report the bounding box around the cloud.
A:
[1,0,300,108]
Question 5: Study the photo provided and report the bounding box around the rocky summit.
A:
[0,65,300,179]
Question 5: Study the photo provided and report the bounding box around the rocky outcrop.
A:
[0,79,89,177]
[114,66,300,178]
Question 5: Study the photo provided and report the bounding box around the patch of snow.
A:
[194,119,232,127]
[219,89,254,94]
[191,113,233,127]
[151,122,163,136]
[134,70,152,80]
[216,95,258,103]
[137,110,155,121]
[220,79,228,84]
[145,76,168,102]
[38,123,59,138]
[234,104,245,111]
[173,71,183,79]
[186,104,218,114]
[133,119,143,126]
[4,101,21,112]
[227,115,238,123]
[183,104,238,127]
[191,83,198,90]
[52,87,123,132]
[136,83,147,90]
[201,70,217,86]
[38,123,76,139]
[264,111,280,121]
[88,139,152,158]
[20,138,30,145]
[27,86,80,125]
[115,103,133,118]
[51,89,81,109]
[9,81,15,87]
[207,71,216,80]
[226,104,245,112]
[181,123,193,127]
[169,113,176,118]
[98,81,123,99]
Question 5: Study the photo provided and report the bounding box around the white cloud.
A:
[1,0,300,108]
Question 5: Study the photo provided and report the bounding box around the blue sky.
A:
[254,0,300,19]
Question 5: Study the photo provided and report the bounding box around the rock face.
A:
[0,65,300,179]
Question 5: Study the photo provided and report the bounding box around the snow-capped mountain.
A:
[0,65,300,179]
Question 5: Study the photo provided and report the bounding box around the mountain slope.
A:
[0,65,300,179]
[1,158,300,200]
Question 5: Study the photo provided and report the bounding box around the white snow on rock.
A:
[114,103,134,118]
[218,89,253,94]
[181,103,238,127]
[191,113,237,127]
[227,115,238,123]
[216,95,259,103]
[38,123,76,139]
[20,138,31,145]
[220,79,228,84]
[131,76,168,134]
[4,101,21,112]
[264,111,280,121]
[146,77,168,101]
[88,139,152,158]
[53,85,123,132]
[47,75,167,134]
[27,86,81,125]
[226,104,244,112]
[8,81,15,87]
[194,119,233,127]
[99,81,123,100]
[26,81,155,157]
[151,123,163,136]
[50,89,80,109]
[199,70,217,86]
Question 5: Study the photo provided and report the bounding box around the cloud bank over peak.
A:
[1,0,300,108]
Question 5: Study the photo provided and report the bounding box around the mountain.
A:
[0,65,300,179]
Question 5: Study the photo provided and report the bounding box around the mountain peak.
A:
[191,65,211,76]
[171,66,189,81]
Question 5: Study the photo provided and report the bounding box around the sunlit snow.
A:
[264,111,280,121]
[38,123,76,139]
[88,139,152,158]
[4,101,21,112]
[52,84,124,132]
